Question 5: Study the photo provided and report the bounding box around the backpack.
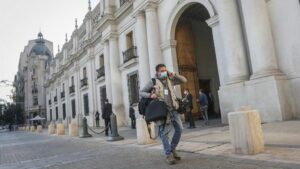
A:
[138,78,156,116]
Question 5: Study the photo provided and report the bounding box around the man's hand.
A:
[167,71,175,78]
[150,94,157,99]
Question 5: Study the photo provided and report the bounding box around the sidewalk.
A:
[41,119,300,167]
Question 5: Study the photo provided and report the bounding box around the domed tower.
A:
[22,32,53,121]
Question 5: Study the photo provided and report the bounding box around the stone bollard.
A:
[136,118,156,145]
[56,123,65,135]
[107,114,124,141]
[80,117,92,138]
[228,110,265,155]
[36,125,43,133]
[26,126,30,131]
[48,122,56,135]
[69,123,79,137]
[30,126,36,132]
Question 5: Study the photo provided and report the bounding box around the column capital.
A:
[160,39,177,51]
[206,15,219,28]
[145,2,158,12]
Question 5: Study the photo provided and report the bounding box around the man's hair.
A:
[155,64,166,72]
[185,89,190,92]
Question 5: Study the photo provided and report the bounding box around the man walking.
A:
[95,111,100,127]
[102,99,112,136]
[129,104,136,129]
[183,89,195,129]
[197,89,209,124]
[140,64,187,165]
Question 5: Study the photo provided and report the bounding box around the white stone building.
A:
[44,0,300,127]
[15,33,53,122]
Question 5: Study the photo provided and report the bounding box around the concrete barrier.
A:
[48,123,56,135]
[26,126,30,131]
[56,123,65,135]
[136,118,156,145]
[69,123,78,137]
[36,125,43,133]
[228,110,264,155]
[30,126,36,132]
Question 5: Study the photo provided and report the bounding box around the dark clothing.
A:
[102,103,112,120]
[198,93,208,107]
[198,93,208,122]
[102,103,113,136]
[184,93,195,128]
[104,119,111,136]
[129,107,136,129]
[95,111,100,127]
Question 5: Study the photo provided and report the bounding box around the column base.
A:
[250,69,283,80]
[219,75,295,123]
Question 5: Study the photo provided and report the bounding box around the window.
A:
[33,96,38,106]
[71,76,74,86]
[83,67,87,78]
[99,54,104,68]
[56,107,58,120]
[71,99,76,119]
[100,86,107,111]
[83,94,89,116]
[126,31,134,49]
[62,103,66,120]
[127,72,139,105]
[50,109,52,121]
[62,83,65,91]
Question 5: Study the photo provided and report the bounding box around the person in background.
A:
[183,89,195,129]
[129,104,136,129]
[197,89,209,125]
[95,111,100,127]
[102,99,112,136]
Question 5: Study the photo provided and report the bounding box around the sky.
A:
[0,0,99,102]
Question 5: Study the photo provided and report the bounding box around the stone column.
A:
[145,4,163,76]
[104,0,114,15]
[103,41,112,101]
[108,36,126,126]
[217,0,249,84]
[135,11,151,87]
[240,0,281,79]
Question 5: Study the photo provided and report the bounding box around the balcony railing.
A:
[81,78,88,88]
[54,96,57,102]
[61,91,65,98]
[122,46,138,63]
[69,85,75,94]
[96,67,105,79]
[32,88,38,94]
[49,100,51,105]
[120,0,130,6]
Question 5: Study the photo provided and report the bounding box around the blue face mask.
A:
[160,71,168,79]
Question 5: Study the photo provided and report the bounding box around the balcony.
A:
[61,91,65,99]
[122,46,138,63]
[120,0,130,6]
[81,78,88,88]
[48,100,51,105]
[54,96,57,102]
[96,67,105,79]
[69,85,75,94]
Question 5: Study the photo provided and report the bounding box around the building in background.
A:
[15,32,53,123]
[16,0,300,128]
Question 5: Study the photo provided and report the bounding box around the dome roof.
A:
[29,32,53,62]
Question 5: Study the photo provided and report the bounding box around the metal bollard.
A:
[107,113,124,141]
[80,117,92,138]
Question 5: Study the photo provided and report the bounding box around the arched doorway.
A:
[175,3,220,119]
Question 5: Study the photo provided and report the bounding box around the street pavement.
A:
[1,120,300,169]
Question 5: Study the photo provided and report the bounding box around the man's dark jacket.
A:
[102,103,112,120]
